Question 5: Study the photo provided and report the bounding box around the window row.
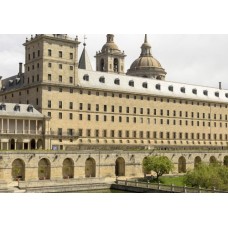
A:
[47,74,73,83]
[47,50,74,59]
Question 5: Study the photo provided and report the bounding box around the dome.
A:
[127,34,166,80]
[101,34,120,53]
[130,56,162,69]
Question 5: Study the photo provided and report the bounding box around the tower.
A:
[95,34,126,74]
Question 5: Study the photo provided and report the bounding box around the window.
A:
[192,89,197,95]
[48,49,52,56]
[14,104,20,112]
[59,64,62,69]
[114,78,120,85]
[59,101,62,109]
[38,50,40,57]
[59,75,62,82]
[95,130,99,137]
[181,87,185,93]
[48,100,51,108]
[48,74,51,81]
[119,116,122,122]
[99,76,105,83]
[79,114,83,120]
[147,108,150,115]
[70,88,73,93]
[87,129,91,137]
[104,105,107,112]
[58,128,62,136]
[79,103,83,110]
[142,82,148,89]
[87,104,91,111]
[70,66,73,70]
[96,104,99,112]
[69,77,73,84]
[155,84,161,90]
[48,63,52,68]
[59,112,62,119]
[215,92,219,97]
[104,115,107,122]
[69,113,73,120]
[83,74,89,81]
[129,80,134,87]
[59,51,63,58]
[203,90,208,96]
[119,106,122,113]
[168,85,173,92]
[96,115,99,121]
[111,130,115,138]
[79,129,83,137]
[87,115,91,121]
[48,112,51,117]
[59,88,62,92]
[70,53,73,59]
[126,107,130,114]
[111,116,115,122]
[112,106,115,112]
[134,107,137,114]
[69,102,73,109]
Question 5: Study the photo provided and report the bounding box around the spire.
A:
[79,36,93,71]
[140,34,152,57]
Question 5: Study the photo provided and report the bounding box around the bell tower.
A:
[95,34,126,74]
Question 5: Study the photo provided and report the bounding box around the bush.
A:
[185,163,228,190]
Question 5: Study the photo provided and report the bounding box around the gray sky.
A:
[0,34,228,89]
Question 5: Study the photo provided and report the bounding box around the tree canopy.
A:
[143,156,174,180]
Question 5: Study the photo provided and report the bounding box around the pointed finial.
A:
[144,34,148,43]
[83,35,87,47]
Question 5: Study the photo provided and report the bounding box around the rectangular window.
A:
[96,104,99,112]
[69,102,73,109]
[104,105,107,112]
[118,131,122,138]
[87,115,91,121]
[48,100,51,108]
[59,112,62,119]
[59,64,62,69]
[147,131,150,139]
[69,77,73,84]
[134,107,137,114]
[140,131,143,138]
[59,75,62,82]
[126,131,130,138]
[59,101,63,109]
[96,115,99,121]
[140,108,144,115]
[79,129,83,137]
[112,106,115,112]
[79,114,83,120]
[87,129,91,137]
[103,130,107,138]
[111,130,115,138]
[48,112,51,117]
[88,104,91,111]
[70,53,73,59]
[154,109,157,115]
[59,51,63,58]
[48,62,52,68]
[153,131,157,139]
[69,113,73,120]
[48,74,51,81]
[79,103,83,111]
[133,131,137,138]
[147,108,150,115]
[95,130,99,137]
[111,116,114,122]
[58,128,62,136]
[126,107,130,113]
[119,116,122,122]
[48,49,52,56]
[104,115,107,122]
[119,106,122,113]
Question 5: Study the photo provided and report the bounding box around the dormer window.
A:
[0,103,6,111]
[99,76,105,83]
[203,90,208,96]
[180,87,185,93]
[114,78,120,85]
[142,82,148,89]
[9,80,14,87]
[14,104,20,112]
[225,93,228,98]
[215,92,219,97]
[129,80,134,87]
[27,105,33,112]
[155,84,161,90]
[192,89,197,95]
[168,85,173,92]
[83,74,89,81]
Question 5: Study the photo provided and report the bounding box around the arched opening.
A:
[115,157,125,177]
[114,58,119,72]
[38,158,51,180]
[30,139,36,150]
[10,139,15,150]
[37,139,43,149]
[178,156,186,173]
[12,159,25,181]
[224,156,228,166]
[194,156,201,168]
[100,59,104,72]
[85,157,96,178]
[62,158,74,179]
[210,156,217,164]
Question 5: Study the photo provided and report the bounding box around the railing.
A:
[115,179,227,193]
[0,130,43,135]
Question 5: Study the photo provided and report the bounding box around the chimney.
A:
[19,62,23,76]
[219,82,222,90]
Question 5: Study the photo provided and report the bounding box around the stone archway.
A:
[209,156,217,164]
[10,139,15,150]
[37,139,43,149]
[38,158,51,180]
[115,157,125,177]
[30,139,36,150]
[194,156,202,168]
[62,158,74,179]
[224,156,228,166]
[85,157,96,178]
[178,156,186,173]
[12,159,25,181]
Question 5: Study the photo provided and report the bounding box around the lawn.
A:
[158,176,186,187]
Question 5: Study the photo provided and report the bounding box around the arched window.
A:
[100,59,105,72]
[99,76,105,83]
[83,74,89,81]
[0,103,6,111]
[142,82,148,89]
[168,85,173,92]
[62,158,74,179]
[178,156,186,173]
[215,92,219,97]
[114,78,120,85]
[27,105,33,112]
[14,104,20,112]
[85,157,96,178]
[129,80,134,87]
[114,58,119,72]
[115,157,125,177]
[155,84,161,90]
[38,158,51,180]
[225,93,228,98]
[12,159,25,181]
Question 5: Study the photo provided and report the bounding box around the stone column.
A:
[0,118,2,133]
[35,139,38,149]
[14,139,17,150]
[22,119,25,134]
[7,118,9,133]
[15,119,18,134]
[6,140,9,150]
[35,120,38,135]
[28,120,31,134]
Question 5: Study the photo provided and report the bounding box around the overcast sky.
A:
[0,34,228,89]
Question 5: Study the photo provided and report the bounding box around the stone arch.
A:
[62,158,74,179]
[38,158,51,180]
[85,157,96,178]
[12,159,25,181]
[115,157,125,177]
[178,156,186,173]
[209,156,217,164]
[37,139,43,149]
[10,139,15,150]
[194,156,201,168]
[30,139,36,150]
[224,156,228,166]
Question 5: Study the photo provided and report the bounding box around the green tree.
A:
[143,156,174,180]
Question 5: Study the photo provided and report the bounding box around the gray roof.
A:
[78,69,228,103]
[0,103,44,118]
[1,74,24,92]
[78,47,93,71]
